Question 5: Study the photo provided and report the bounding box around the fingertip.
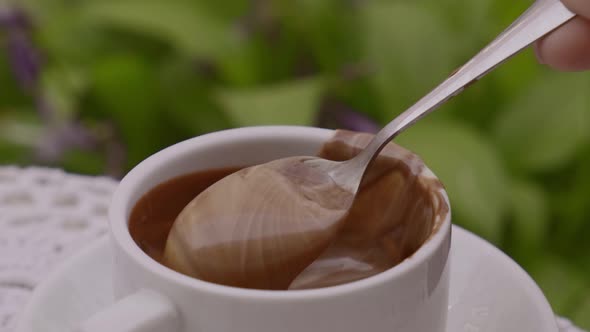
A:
[535,17,590,72]
[562,0,590,20]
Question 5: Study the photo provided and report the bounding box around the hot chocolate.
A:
[129,130,448,290]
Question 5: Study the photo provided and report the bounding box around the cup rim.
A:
[110,126,452,300]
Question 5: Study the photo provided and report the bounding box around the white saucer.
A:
[16,226,558,332]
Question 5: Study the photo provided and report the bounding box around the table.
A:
[0,166,584,332]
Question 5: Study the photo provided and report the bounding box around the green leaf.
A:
[41,65,88,121]
[34,4,101,64]
[0,55,29,107]
[493,72,590,172]
[396,119,508,243]
[424,0,493,48]
[0,111,42,164]
[552,144,590,243]
[276,0,361,72]
[0,142,31,164]
[192,0,249,22]
[489,0,530,31]
[572,292,590,330]
[216,34,299,86]
[90,53,164,167]
[216,40,267,87]
[530,257,587,316]
[158,60,231,134]
[505,179,549,264]
[0,112,43,147]
[362,2,455,120]
[80,0,236,57]
[492,49,542,102]
[215,78,324,126]
[60,149,106,175]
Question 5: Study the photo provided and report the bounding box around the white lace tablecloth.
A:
[0,166,585,332]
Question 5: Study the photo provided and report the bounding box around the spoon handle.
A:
[336,0,575,189]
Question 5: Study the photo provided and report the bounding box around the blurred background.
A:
[1,0,589,327]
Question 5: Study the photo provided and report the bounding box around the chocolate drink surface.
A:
[129,167,240,264]
[129,130,448,290]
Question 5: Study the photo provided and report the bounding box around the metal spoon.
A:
[311,0,576,194]
[164,0,576,289]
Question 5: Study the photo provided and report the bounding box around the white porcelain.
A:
[16,225,558,332]
[68,127,452,332]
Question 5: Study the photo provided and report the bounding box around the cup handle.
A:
[73,289,180,332]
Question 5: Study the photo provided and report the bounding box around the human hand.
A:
[534,0,590,71]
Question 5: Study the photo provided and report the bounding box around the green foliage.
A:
[552,145,590,246]
[216,78,323,126]
[80,0,237,58]
[531,258,588,316]
[505,180,549,264]
[0,112,42,147]
[397,120,508,243]
[276,0,361,73]
[61,149,106,175]
[362,2,455,120]
[573,294,590,329]
[0,111,40,164]
[159,60,230,133]
[90,53,165,166]
[1,0,590,327]
[493,72,590,172]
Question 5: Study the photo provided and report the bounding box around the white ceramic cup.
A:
[77,126,452,332]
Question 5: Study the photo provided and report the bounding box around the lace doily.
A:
[0,167,115,331]
[0,166,584,332]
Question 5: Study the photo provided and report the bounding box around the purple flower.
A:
[2,8,52,122]
[0,9,29,29]
[7,31,41,91]
[319,99,380,133]
[35,122,98,162]
[335,108,380,133]
[1,9,40,91]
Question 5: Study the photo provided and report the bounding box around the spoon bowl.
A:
[164,156,354,289]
